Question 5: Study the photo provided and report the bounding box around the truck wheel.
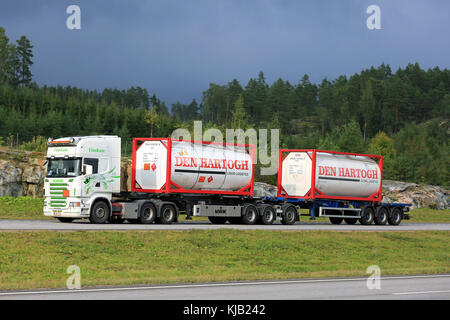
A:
[359,205,375,225]
[139,202,156,224]
[208,217,228,224]
[57,217,74,223]
[281,205,297,225]
[89,201,110,224]
[159,205,176,224]
[241,204,258,225]
[344,218,358,225]
[375,206,389,225]
[260,205,275,225]
[388,207,402,225]
[329,217,343,224]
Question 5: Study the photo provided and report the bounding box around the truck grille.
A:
[49,183,69,207]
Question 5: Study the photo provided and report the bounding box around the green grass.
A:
[0,197,49,220]
[406,208,450,223]
[0,230,448,290]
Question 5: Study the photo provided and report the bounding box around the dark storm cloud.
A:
[0,0,449,106]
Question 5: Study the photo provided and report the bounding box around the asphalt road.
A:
[0,275,449,300]
[1,219,449,231]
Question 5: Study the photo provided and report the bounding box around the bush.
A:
[19,136,47,153]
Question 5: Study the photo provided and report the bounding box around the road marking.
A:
[0,274,449,296]
[392,289,450,295]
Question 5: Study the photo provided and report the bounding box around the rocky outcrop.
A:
[0,148,46,197]
[254,182,278,198]
[382,180,448,209]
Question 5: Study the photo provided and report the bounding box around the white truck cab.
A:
[44,136,121,222]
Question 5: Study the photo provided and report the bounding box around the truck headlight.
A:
[69,202,81,208]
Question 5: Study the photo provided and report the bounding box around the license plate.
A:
[53,210,62,215]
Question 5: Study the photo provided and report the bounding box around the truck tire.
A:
[89,201,110,224]
[281,205,297,225]
[57,217,74,223]
[374,206,389,225]
[208,217,228,224]
[260,205,275,225]
[139,202,156,224]
[388,207,402,225]
[359,205,374,225]
[158,204,176,224]
[344,218,358,225]
[241,204,258,225]
[329,217,343,224]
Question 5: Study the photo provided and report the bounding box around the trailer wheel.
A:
[139,202,156,224]
[241,204,258,225]
[374,206,389,225]
[159,205,176,224]
[344,218,358,225]
[57,217,74,223]
[359,205,374,225]
[208,217,228,224]
[388,207,402,225]
[89,201,110,224]
[260,205,275,225]
[281,205,297,225]
[329,217,343,224]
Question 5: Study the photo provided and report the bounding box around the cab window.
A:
[83,158,99,174]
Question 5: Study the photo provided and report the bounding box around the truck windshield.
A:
[46,158,81,177]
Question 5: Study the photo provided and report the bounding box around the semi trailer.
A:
[43,135,410,225]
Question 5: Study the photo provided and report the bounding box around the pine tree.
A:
[16,35,33,86]
[0,27,10,84]
[231,94,248,129]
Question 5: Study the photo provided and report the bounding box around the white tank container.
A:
[135,140,253,192]
[280,151,381,198]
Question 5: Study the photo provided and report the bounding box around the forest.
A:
[0,27,448,186]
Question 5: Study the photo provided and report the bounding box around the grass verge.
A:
[0,197,48,220]
[0,230,448,290]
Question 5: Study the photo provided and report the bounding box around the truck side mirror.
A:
[82,164,93,176]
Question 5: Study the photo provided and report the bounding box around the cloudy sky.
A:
[1,0,449,106]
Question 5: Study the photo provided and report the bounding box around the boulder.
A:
[382,180,448,209]
[254,182,277,198]
[0,160,24,197]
